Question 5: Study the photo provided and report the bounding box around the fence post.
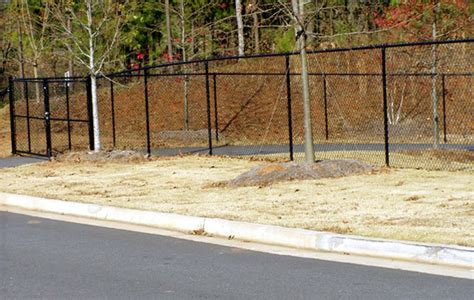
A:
[285,55,294,161]
[323,75,329,141]
[110,80,116,148]
[65,82,72,150]
[441,74,447,143]
[144,69,151,156]
[43,79,52,158]
[213,73,219,142]
[205,61,213,155]
[24,81,31,153]
[8,77,17,155]
[86,76,95,151]
[381,47,390,167]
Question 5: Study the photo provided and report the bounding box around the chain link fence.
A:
[9,39,473,170]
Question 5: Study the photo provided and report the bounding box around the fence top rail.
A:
[12,76,87,82]
[106,71,474,78]
[103,38,474,77]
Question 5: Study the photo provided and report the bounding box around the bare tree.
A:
[165,0,173,61]
[179,0,189,130]
[431,0,440,148]
[235,0,245,56]
[51,0,126,152]
[17,0,51,101]
[250,0,260,53]
[291,0,314,162]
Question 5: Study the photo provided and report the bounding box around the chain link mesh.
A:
[10,40,473,170]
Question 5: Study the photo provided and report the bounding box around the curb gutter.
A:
[1,192,473,269]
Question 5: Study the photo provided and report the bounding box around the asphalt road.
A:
[1,212,472,299]
[153,143,473,156]
[0,156,48,169]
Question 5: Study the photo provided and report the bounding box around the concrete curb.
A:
[1,192,473,269]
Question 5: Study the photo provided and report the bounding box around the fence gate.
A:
[9,77,93,157]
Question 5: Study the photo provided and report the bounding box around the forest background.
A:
[0,0,472,101]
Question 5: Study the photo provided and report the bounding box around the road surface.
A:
[1,211,472,299]
[0,156,47,169]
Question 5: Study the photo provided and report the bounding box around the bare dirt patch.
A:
[0,155,472,247]
[399,149,474,164]
[227,160,374,187]
[55,150,149,163]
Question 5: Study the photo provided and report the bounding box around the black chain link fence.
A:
[9,39,473,170]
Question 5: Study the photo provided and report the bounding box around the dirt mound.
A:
[54,150,149,163]
[227,159,375,187]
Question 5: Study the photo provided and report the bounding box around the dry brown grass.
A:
[0,155,473,247]
[0,106,11,157]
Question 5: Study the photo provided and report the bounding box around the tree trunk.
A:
[292,0,314,162]
[90,73,101,151]
[165,0,173,61]
[33,59,40,102]
[191,21,195,56]
[87,0,100,151]
[17,20,26,79]
[251,0,260,53]
[235,0,244,56]
[67,16,74,91]
[180,0,189,130]
[431,1,440,148]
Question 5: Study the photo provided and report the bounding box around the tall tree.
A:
[51,0,128,152]
[17,0,52,101]
[291,0,314,162]
[235,0,244,55]
[165,0,173,61]
[250,0,260,53]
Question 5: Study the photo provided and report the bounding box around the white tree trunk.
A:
[33,59,40,102]
[431,1,439,149]
[90,73,101,151]
[67,16,74,92]
[235,0,245,56]
[87,0,100,151]
[181,0,189,130]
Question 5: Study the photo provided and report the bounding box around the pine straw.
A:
[0,155,472,247]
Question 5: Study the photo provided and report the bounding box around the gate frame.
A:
[9,76,94,158]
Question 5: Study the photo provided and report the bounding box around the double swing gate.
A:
[9,76,94,157]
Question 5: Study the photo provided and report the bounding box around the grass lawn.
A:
[0,155,472,247]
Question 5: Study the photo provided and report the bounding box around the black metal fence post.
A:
[381,47,390,167]
[323,75,329,141]
[205,61,213,155]
[441,74,447,143]
[212,73,219,142]
[8,77,17,154]
[285,55,294,161]
[110,80,116,148]
[24,81,31,153]
[65,82,72,150]
[86,76,95,151]
[43,79,52,158]
[144,69,151,156]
